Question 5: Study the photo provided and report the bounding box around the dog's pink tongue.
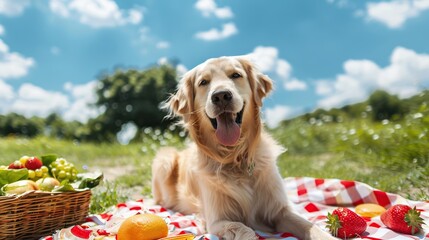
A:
[215,113,240,146]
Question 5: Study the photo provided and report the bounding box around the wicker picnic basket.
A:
[0,190,91,240]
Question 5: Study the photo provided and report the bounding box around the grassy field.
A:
[272,103,429,200]
[1,107,428,213]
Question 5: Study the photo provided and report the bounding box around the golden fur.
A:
[152,57,336,240]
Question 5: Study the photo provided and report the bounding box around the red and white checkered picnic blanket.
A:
[45,177,429,240]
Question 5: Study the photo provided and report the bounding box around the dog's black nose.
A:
[211,90,233,106]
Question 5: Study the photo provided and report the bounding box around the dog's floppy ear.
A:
[239,58,273,107]
[254,73,273,107]
[164,70,195,118]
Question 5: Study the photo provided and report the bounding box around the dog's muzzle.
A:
[207,90,244,146]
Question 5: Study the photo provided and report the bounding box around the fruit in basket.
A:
[1,180,39,195]
[28,166,50,181]
[36,177,60,191]
[19,155,30,165]
[8,160,25,169]
[380,204,424,235]
[25,156,43,170]
[49,158,78,182]
[326,207,367,238]
[117,214,168,240]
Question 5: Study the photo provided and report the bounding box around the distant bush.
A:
[369,90,406,121]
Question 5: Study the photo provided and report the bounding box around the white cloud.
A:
[365,0,429,29]
[0,79,99,123]
[0,81,100,122]
[247,46,278,73]
[195,0,233,19]
[0,79,14,100]
[315,80,334,96]
[63,81,100,122]
[0,39,34,79]
[316,46,429,109]
[176,64,188,78]
[326,0,349,8]
[156,41,170,49]
[50,0,70,17]
[157,57,168,65]
[194,1,235,42]
[0,79,14,114]
[284,79,308,91]
[0,39,8,53]
[10,83,69,118]
[245,46,308,91]
[276,59,292,79]
[195,22,238,41]
[49,0,143,28]
[317,74,369,109]
[264,105,299,128]
[0,0,31,16]
[0,25,4,35]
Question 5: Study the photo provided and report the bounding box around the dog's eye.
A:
[231,73,242,79]
[199,79,209,86]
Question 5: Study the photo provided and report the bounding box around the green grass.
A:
[272,102,429,200]
[89,181,129,214]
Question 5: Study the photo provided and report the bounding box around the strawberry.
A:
[8,160,24,169]
[326,207,367,238]
[380,204,424,235]
[25,157,43,170]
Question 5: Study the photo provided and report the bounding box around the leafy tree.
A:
[368,90,406,121]
[92,65,178,141]
[45,113,85,140]
[0,113,43,137]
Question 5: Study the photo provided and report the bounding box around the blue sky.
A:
[1,0,429,128]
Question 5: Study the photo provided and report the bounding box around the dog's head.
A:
[165,57,273,162]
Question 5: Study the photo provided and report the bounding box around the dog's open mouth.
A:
[208,106,244,146]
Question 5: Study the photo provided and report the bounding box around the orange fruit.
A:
[117,213,168,240]
[355,203,386,218]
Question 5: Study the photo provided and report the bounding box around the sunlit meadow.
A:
[1,100,428,213]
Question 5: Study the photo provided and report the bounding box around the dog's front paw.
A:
[307,225,338,240]
[220,222,258,240]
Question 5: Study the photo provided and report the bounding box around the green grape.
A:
[58,170,66,179]
[49,158,78,182]
[41,166,49,173]
[28,170,36,179]
[35,169,43,177]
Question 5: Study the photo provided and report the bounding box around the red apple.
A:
[25,157,43,170]
[8,160,24,169]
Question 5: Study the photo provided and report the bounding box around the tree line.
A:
[295,90,428,125]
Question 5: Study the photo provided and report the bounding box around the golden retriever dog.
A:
[152,57,336,240]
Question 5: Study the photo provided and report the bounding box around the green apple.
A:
[36,177,60,191]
